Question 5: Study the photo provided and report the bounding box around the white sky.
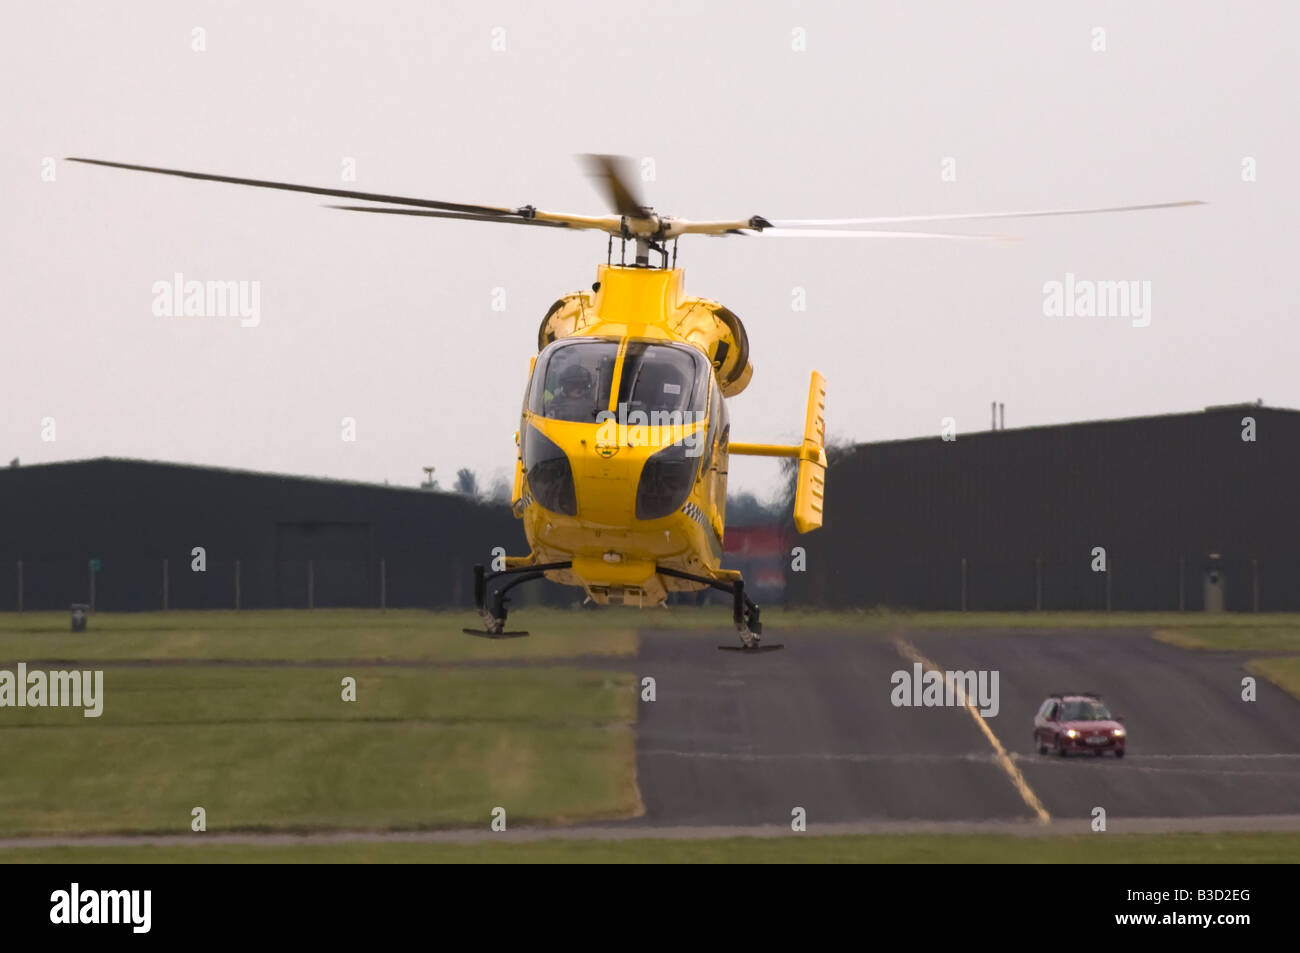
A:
[3,1,1296,500]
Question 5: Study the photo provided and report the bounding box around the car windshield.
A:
[616,341,708,416]
[1059,700,1113,721]
[529,338,618,423]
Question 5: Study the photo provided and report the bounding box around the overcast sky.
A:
[4,1,1296,499]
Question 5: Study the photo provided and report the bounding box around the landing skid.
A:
[657,568,775,651]
[463,561,571,639]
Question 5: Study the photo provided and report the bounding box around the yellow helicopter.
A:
[68,154,1202,648]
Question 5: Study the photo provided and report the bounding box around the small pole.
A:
[235,559,242,610]
[1178,557,1185,612]
[162,558,169,611]
[307,560,315,610]
[960,557,968,612]
[16,560,22,615]
[1252,558,1260,613]
[380,558,387,612]
[1035,555,1042,611]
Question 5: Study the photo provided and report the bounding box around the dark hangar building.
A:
[2,403,1295,614]
[785,404,1300,612]
[0,459,523,612]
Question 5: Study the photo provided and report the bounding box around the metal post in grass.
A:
[162,558,169,611]
[16,560,22,614]
[234,559,242,610]
[308,560,315,610]
[960,557,967,612]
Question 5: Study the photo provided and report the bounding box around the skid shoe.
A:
[462,561,571,638]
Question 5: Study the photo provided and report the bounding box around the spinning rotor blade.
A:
[771,200,1205,228]
[742,228,1014,242]
[581,154,647,217]
[328,205,581,228]
[66,157,517,216]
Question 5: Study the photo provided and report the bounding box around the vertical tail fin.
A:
[793,371,827,533]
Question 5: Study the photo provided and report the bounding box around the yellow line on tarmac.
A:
[894,638,1051,825]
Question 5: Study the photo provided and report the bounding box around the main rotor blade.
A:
[581,154,646,217]
[771,200,1205,228]
[328,205,621,232]
[327,205,572,228]
[744,227,1015,242]
[66,157,516,216]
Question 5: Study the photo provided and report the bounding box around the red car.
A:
[1033,694,1126,757]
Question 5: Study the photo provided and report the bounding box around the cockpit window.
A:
[529,338,618,423]
[617,341,708,416]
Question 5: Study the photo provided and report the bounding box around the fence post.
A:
[960,557,967,612]
[1034,555,1042,611]
[1178,556,1185,611]
[1252,558,1259,613]
[1105,555,1113,612]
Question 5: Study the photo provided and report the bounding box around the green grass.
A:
[5,609,1299,666]
[0,666,638,836]
[1154,626,1300,653]
[1246,657,1300,701]
[4,832,1297,864]
[0,609,637,662]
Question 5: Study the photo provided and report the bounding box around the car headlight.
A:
[1112,727,1126,737]
[635,442,701,520]
[1065,729,1079,738]
[523,425,577,516]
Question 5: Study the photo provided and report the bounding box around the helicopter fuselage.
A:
[509,264,753,605]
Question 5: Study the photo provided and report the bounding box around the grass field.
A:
[0,612,642,840]
[0,666,638,836]
[0,609,636,662]
[5,832,1299,864]
[1246,657,1300,701]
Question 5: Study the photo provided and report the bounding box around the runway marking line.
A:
[893,638,1051,825]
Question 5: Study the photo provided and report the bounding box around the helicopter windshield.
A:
[529,338,710,424]
[617,341,709,417]
[530,338,618,423]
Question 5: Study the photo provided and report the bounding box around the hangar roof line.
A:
[853,402,1297,451]
[0,455,479,498]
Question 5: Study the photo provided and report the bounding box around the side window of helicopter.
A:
[617,341,709,418]
[529,339,619,423]
[700,379,724,475]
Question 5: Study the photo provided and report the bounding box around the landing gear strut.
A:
[462,561,571,638]
[657,567,781,651]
